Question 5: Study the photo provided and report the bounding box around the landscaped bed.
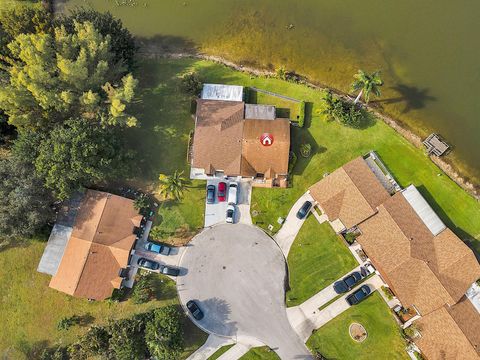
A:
[306,292,409,360]
[286,217,357,307]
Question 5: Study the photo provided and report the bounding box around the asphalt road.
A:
[177,223,312,360]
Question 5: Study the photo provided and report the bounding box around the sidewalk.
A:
[187,334,234,360]
[273,191,314,257]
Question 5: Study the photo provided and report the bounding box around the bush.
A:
[180,72,202,96]
[299,143,312,158]
[132,273,155,304]
[298,101,306,127]
[344,232,357,244]
[57,315,80,331]
[133,193,150,214]
[288,151,297,175]
[322,91,366,128]
[381,285,394,300]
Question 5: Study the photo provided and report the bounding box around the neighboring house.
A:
[38,190,143,300]
[190,84,290,188]
[309,154,480,359]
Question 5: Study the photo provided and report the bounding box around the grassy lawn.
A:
[307,292,408,360]
[208,344,235,359]
[240,346,280,360]
[250,89,303,120]
[0,239,185,359]
[286,217,357,306]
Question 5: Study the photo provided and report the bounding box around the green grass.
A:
[251,90,302,120]
[286,217,357,306]
[239,346,280,360]
[306,292,408,360]
[208,344,235,359]
[0,239,182,359]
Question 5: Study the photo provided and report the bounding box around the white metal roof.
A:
[37,224,72,275]
[401,185,446,236]
[201,84,244,101]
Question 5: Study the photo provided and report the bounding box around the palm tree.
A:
[158,170,188,201]
[352,70,383,104]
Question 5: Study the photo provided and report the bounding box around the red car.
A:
[217,182,227,201]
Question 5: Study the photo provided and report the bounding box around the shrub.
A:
[344,232,357,244]
[298,101,306,127]
[322,91,366,128]
[57,315,80,331]
[381,285,394,300]
[133,193,150,214]
[132,273,155,304]
[288,151,297,175]
[299,143,312,158]
[180,72,202,96]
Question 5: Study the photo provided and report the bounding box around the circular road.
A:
[176,223,312,360]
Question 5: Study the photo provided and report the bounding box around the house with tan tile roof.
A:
[190,85,290,188]
[308,154,480,359]
[45,190,142,300]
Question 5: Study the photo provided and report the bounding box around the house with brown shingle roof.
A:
[190,85,290,188]
[308,155,480,359]
[45,190,142,300]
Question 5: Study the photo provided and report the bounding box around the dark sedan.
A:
[346,285,371,305]
[206,184,216,204]
[186,300,204,320]
[137,257,160,271]
[159,265,180,277]
[333,271,362,294]
[296,201,312,219]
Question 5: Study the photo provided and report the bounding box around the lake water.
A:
[67,0,480,182]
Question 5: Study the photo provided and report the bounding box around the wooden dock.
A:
[423,133,450,156]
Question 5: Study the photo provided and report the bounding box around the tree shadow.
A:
[135,34,198,59]
[417,185,480,260]
[199,297,237,336]
[372,84,436,114]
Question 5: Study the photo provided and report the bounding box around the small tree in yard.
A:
[132,273,155,304]
[57,315,80,331]
[158,170,189,201]
[145,306,184,360]
[180,72,202,96]
[133,193,150,214]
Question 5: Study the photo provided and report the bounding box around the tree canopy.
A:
[352,70,383,103]
[0,20,138,130]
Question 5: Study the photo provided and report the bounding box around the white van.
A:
[227,182,238,204]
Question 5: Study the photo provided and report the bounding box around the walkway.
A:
[273,191,315,257]
[187,334,234,360]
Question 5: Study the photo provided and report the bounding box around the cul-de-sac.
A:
[1,1,479,360]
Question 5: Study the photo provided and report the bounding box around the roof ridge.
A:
[343,165,376,212]
[72,192,110,296]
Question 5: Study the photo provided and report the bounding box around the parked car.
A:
[137,258,160,271]
[206,184,216,204]
[144,241,171,255]
[333,271,362,294]
[346,285,371,305]
[218,182,227,202]
[159,265,180,276]
[227,182,238,204]
[186,300,204,320]
[296,201,312,219]
[226,203,235,223]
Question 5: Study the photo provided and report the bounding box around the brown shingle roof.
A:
[358,192,480,314]
[309,157,390,228]
[49,190,139,300]
[192,99,245,175]
[416,306,480,360]
[448,297,480,354]
[241,119,290,177]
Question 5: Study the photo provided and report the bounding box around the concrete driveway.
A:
[274,191,315,256]
[177,224,312,360]
[204,179,252,227]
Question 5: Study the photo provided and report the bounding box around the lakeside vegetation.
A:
[286,217,357,307]
[307,292,408,359]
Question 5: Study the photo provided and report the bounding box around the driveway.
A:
[177,224,312,360]
[274,191,315,256]
[204,179,252,227]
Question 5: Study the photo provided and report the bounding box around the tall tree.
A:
[158,170,188,201]
[34,118,133,200]
[145,306,184,360]
[0,20,138,130]
[351,70,383,103]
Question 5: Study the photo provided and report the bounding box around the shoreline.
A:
[137,47,479,200]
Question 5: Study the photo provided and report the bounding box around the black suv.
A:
[333,271,362,294]
[296,201,312,219]
[346,285,371,305]
[186,300,204,320]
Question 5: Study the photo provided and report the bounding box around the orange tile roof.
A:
[309,157,390,228]
[358,193,480,314]
[49,190,140,300]
[416,306,480,360]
